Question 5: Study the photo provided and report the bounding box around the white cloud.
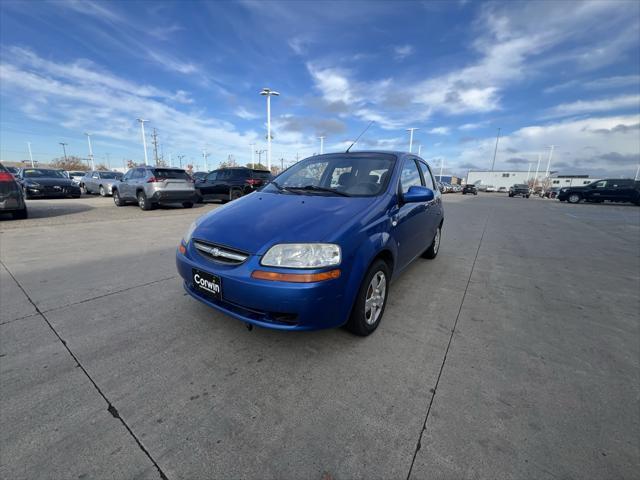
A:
[428,127,450,135]
[234,106,260,120]
[544,75,640,94]
[459,122,487,130]
[394,44,414,60]
[545,94,640,118]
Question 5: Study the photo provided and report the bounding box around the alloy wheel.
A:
[364,271,386,325]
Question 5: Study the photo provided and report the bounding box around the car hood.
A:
[193,191,379,254]
[24,178,75,187]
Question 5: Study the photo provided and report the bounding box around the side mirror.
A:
[403,185,434,203]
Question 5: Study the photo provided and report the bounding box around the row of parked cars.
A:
[0,163,274,215]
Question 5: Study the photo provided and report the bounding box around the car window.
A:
[22,169,66,178]
[287,162,328,187]
[251,171,271,180]
[418,161,435,190]
[217,170,232,180]
[330,166,352,187]
[92,172,99,178]
[231,169,250,179]
[206,171,218,181]
[153,169,190,180]
[132,169,145,180]
[400,159,423,194]
[611,180,633,188]
[594,180,607,188]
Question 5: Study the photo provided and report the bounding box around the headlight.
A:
[261,243,341,268]
[182,221,198,244]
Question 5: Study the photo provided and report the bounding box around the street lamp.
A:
[84,132,95,170]
[260,88,279,170]
[136,118,149,165]
[406,128,418,153]
[27,142,34,167]
[59,142,68,161]
[490,128,501,171]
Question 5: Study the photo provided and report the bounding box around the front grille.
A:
[193,240,249,265]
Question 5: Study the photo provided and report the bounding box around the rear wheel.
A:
[568,193,581,204]
[346,259,390,336]
[137,191,152,210]
[422,225,441,259]
[113,190,124,206]
[229,189,242,201]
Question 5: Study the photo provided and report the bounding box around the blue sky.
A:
[0,0,639,176]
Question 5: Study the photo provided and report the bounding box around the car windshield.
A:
[99,172,121,179]
[264,154,396,197]
[23,169,66,178]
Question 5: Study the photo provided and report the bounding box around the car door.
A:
[609,179,634,202]
[199,171,218,198]
[90,171,100,191]
[392,158,428,270]
[417,160,441,244]
[212,169,231,196]
[120,169,135,199]
[588,180,610,201]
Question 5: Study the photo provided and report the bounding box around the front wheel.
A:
[568,193,581,204]
[113,190,124,207]
[99,185,106,197]
[422,225,441,259]
[346,259,390,336]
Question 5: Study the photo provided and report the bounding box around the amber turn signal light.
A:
[251,269,341,283]
[178,244,187,255]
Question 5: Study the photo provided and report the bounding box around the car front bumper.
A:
[176,244,352,331]
[24,185,81,197]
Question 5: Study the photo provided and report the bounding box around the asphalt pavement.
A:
[1,194,638,479]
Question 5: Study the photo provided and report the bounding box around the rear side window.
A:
[251,171,271,180]
[230,169,250,179]
[418,161,435,190]
[153,169,190,180]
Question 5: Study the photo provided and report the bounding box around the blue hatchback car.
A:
[176,151,444,335]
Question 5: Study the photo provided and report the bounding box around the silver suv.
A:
[112,167,197,210]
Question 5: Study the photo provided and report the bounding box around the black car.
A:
[508,184,530,198]
[462,184,478,195]
[195,167,272,202]
[16,168,81,199]
[0,163,27,219]
[191,171,208,182]
[558,179,640,205]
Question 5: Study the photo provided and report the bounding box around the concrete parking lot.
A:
[1,194,638,479]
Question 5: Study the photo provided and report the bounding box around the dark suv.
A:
[508,184,530,198]
[558,179,640,205]
[462,184,477,195]
[195,167,272,203]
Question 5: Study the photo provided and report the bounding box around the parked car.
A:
[436,181,445,193]
[508,184,530,198]
[177,151,444,336]
[15,168,81,199]
[195,167,272,203]
[498,186,508,193]
[192,171,209,182]
[558,179,640,205]
[0,163,27,219]
[543,187,561,199]
[112,167,197,210]
[66,170,86,185]
[476,184,488,192]
[80,170,123,196]
[485,185,496,192]
[462,184,478,195]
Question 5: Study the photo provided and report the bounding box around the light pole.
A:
[260,88,279,171]
[27,142,34,167]
[256,149,267,165]
[490,127,501,171]
[406,128,418,153]
[635,164,640,181]
[527,162,532,181]
[177,154,185,168]
[439,157,444,182]
[319,136,325,155]
[417,144,422,156]
[545,145,556,178]
[249,143,255,168]
[137,118,149,165]
[534,153,541,189]
[202,148,210,171]
[84,132,95,170]
[59,142,68,161]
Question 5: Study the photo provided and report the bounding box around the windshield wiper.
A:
[289,185,351,197]
[270,181,299,194]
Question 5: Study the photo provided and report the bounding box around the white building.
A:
[466,170,531,189]
[466,171,598,189]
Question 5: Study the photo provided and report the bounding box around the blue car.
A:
[176,151,444,335]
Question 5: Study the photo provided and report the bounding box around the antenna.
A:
[346,121,374,153]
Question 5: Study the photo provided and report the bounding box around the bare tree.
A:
[50,156,88,171]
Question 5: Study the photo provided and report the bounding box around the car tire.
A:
[12,208,28,220]
[422,225,441,259]
[474,192,477,195]
[113,190,124,207]
[568,193,581,204]
[526,195,530,198]
[182,201,194,209]
[99,185,106,197]
[80,184,87,194]
[229,189,242,201]
[137,191,152,210]
[462,192,466,195]
[346,259,390,336]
